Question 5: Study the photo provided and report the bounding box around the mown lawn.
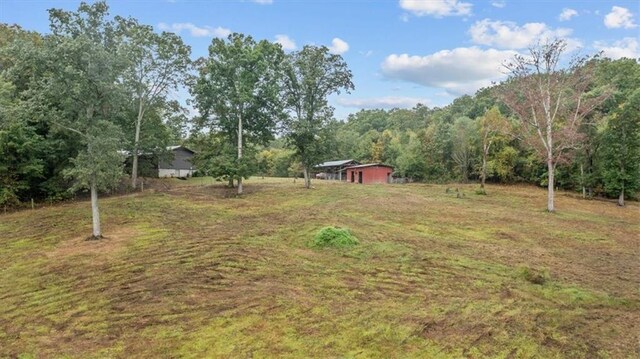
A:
[1,178,638,358]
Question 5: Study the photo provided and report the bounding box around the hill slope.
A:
[1,178,639,358]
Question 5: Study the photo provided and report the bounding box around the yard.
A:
[1,178,638,358]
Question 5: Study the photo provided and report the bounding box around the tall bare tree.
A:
[500,40,609,211]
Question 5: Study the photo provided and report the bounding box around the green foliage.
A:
[395,131,426,180]
[192,33,285,187]
[193,33,285,145]
[312,226,359,248]
[282,45,354,187]
[63,121,125,192]
[600,89,640,201]
[116,17,192,185]
[192,133,255,183]
[489,146,518,182]
[256,148,296,177]
[423,121,453,181]
[0,78,44,206]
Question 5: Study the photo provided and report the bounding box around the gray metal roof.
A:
[167,145,195,153]
[315,159,357,168]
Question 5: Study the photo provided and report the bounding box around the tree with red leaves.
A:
[500,39,610,212]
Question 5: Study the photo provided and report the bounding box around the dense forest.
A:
[1,1,639,221]
[239,57,640,207]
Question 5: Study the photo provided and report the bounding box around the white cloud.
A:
[469,19,574,49]
[604,6,637,29]
[594,38,639,59]
[157,22,231,37]
[251,0,273,4]
[491,1,506,8]
[274,34,296,51]
[337,96,431,109]
[328,38,349,54]
[559,8,578,21]
[381,47,518,95]
[399,0,472,17]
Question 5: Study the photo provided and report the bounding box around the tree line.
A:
[1,1,638,239]
[1,2,192,237]
[248,46,640,211]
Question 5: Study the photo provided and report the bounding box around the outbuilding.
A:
[314,159,359,181]
[345,163,394,184]
[158,145,196,178]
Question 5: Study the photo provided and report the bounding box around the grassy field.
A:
[1,177,639,358]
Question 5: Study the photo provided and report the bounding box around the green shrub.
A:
[313,226,359,248]
[475,187,487,195]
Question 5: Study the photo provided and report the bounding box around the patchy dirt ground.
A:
[1,178,638,358]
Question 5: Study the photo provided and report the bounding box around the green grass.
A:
[1,177,639,358]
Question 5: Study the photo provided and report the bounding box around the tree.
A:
[477,107,510,189]
[45,1,127,238]
[422,120,453,181]
[282,45,353,188]
[452,116,473,182]
[600,89,640,206]
[192,132,251,185]
[0,78,45,207]
[192,33,285,194]
[117,18,192,189]
[396,130,426,180]
[500,39,609,211]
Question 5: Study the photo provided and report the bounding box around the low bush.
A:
[313,226,359,248]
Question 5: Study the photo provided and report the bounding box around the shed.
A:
[314,159,359,181]
[345,163,394,184]
[158,146,196,178]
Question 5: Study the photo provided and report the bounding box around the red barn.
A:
[345,164,394,184]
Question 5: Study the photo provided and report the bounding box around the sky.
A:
[1,0,639,119]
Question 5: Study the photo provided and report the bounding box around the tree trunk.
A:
[618,186,625,207]
[481,153,487,189]
[547,157,555,212]
[580,164,586,199]
[131,101,144,189]
[237,113,243,195]
[303,166,311,189]
[306,167,312,188]
[228,177,234,188]
[90,179,102,239]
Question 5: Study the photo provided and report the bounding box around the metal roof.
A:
[315,159,357,168]
[345,163,394,169]
[167,145,195,153]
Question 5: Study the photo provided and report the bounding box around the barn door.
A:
[358,171,363,184]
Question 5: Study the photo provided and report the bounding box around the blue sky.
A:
[1,0,639,119]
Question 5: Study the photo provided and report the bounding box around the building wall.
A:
[346,166,393,184]
[158,147,195,177]
[158,168,196,178]
[158,148,195,171]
